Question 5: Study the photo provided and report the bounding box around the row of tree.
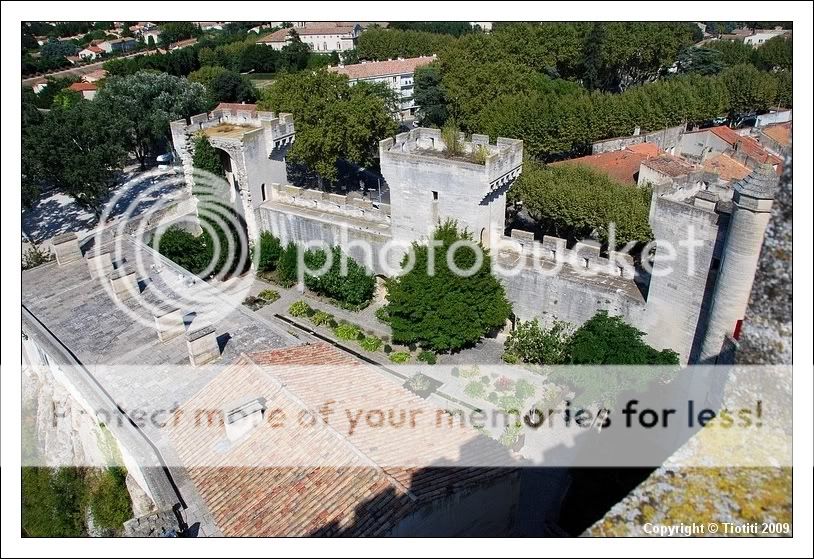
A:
[22,72,210,212]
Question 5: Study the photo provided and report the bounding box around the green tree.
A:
[95,71,209,168]
[503,319,572,365]
[676,47,725,75]
[721,63,779,115]
[279,30,310,71]
[706,39,755,66]
[158,21,200,46]
[510,160,653,245]
[22,101,128,215]
[277,242,299,286]
[567,311,679,365]
[22,467,87,537]
[386,221,512,352]
[258,70,397,185]
[258,231,283,271]
[153,226,211,275]
[302,246,375,307]
[413,64,448,126]
[753,36,792,71]
[40,38,79,59]
[191,133,224,177]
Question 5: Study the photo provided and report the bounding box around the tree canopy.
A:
[509,160,653,246]
[95,71,209,167]
[386,221,512,352]
[22,100,128,215]
[258,70,397,184]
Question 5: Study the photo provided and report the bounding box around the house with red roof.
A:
[68,81,97,100]
[550,143,660,185]
[677,126,783,174]
[78,44,104,61]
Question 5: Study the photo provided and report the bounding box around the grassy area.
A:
[22,466,134,537]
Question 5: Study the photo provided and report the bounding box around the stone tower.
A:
[699,164,778,362]
[379,128,523,248]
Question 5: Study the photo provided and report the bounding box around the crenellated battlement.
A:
[500,230,636,280]
[380,127,523,188]
[265,183,391,225]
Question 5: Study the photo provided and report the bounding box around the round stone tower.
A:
[700,163,779,362]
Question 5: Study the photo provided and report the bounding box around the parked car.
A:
[156,152,174,170]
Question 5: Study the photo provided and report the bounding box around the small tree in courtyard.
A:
[386,220,512,352]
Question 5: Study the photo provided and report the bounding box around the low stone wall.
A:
[592,124,687,155]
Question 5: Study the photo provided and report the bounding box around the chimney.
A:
[186,323,220,366]
[153,306,186,342]
[109,267,140,300]
[51,232,82,265]
[86,248,114,279]
[224,397,267,442]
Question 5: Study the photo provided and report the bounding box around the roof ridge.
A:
[242,347,419,502]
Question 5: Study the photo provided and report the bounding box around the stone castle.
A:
[171,105,779,364]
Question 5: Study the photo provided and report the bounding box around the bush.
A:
[375,305,391,324]
[499,421,524,449]
[487,391,499,404]
[288,300,311,317]
[89,467,133,532]
[504,318,572,365]
[22,243,50,270]
[242,295,267,311]
[417,350,437,364]
[22,467,87,537]
[310,310,333,326]
[258,289,280,302]
[514,379,536,401]
[154,226,210,275]
[304,306,316,317]
[383,344,393,354]
[360,335,383,352]
[464,381,486,399]
[481,375,491,385]
[501,352,519,364]
[327,319,339,329]
[389,351,411,364]
[406,373,431,392]
[277,242,299,286]
[356,330,367,341]
[334,322,362,341]
[495,376,515,392]
[258,231,283,272]
[302,246,375,307]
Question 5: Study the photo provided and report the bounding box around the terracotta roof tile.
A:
[708,126,783,166]
[68,82,97,92]
[213,102,258,116]
[551,143,660,184]
[170,343,516,536]
[642,153,697,178]
[703,153,752,182]
[761,122,791,148]
[329,56,436,80]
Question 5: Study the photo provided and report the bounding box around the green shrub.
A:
[383,344,393,354]
[258,231,282,272]
[22,243,51,270]
[481,375,491,385]
[22,467,87,537]
[389,351,411,364]
[242,295,267,311]
[501,352,519,364]
[288,300,311,317]
[504,318,572,365]
[487,391,499,404]
[499,421,524,449]
[310,310,333,326]
[302,246,375,307]
[356,330,367,341]
[464,381,486,399]
[514,379,536,401]
[277,242,299,286]
[327,319,339,329]
[360,335,383,352]
[406,373,431,392]
[334,322,362,341]
[154,226,210,275]
[375,305,391,324]
[89,467,133,533]
[258,289,280,302]
[417,350,437,364]
[304,306,316,317]
[498,395,524,414]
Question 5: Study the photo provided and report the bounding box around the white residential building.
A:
[256,23,361,52]
[329,55,436,118]
[743,28,790,47]
[78,45,104,60]
[98,37,138,54]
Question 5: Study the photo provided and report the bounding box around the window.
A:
[432,191,439,201]
[261,183,267,201]
[323,42,327,51]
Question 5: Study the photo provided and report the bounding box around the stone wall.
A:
[591,124,686,155]
[258,183,399,275]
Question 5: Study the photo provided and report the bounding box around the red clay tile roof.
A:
[641,153,697,178]
[258,24,357,44]
[626,143,661,156]
[213,102,258,117]
[551,143,661,184]
[761,122,792,148]
[82,45,103,53]
[329,56,436,80]
[703,153,752,182]
[170,343,515,536]
[68,82,97,92]
[708,126,783,166]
